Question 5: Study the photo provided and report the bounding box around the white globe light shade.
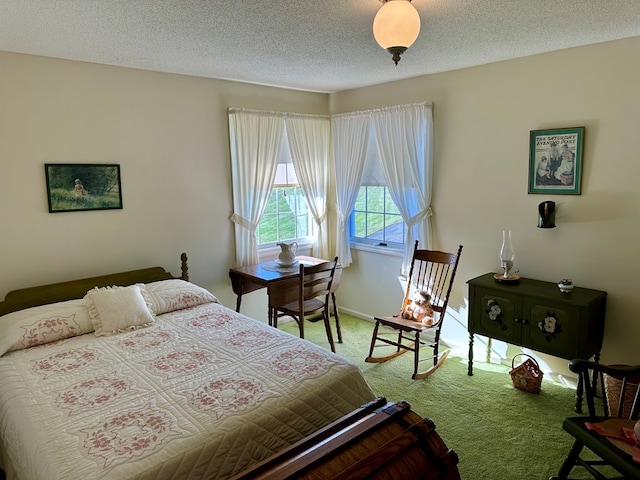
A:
[373,0,421,49]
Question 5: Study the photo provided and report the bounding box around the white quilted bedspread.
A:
[0,302,375,480]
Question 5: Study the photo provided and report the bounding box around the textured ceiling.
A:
[1,0,639,93]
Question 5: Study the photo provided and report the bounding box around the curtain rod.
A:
[229,101,432,120]
[228,107,329,119]
[331,101,432,119]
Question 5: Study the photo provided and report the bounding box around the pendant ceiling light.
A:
[373,0,421,65]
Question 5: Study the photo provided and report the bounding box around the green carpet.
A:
[281,314,599,480]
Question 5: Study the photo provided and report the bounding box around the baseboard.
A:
[337,307,375,322]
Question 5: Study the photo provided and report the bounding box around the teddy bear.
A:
[402,289,435,326]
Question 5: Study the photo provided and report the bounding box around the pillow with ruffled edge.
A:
[141,279,218,315]
[0,299,94,356]
[85,284,155,336]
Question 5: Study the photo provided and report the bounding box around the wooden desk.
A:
[229,256,329,327]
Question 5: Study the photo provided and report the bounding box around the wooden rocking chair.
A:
[365,241,463,379]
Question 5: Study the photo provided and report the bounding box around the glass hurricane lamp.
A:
[499,230,516,279]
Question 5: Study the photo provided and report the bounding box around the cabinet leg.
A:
[468,332,474,376]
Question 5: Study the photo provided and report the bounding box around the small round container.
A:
[558,280,574,293]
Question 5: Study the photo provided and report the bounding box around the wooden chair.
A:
[295,265,343,343]
[550,359,640,480]
[272,257,339,353]
[365,241,463,379]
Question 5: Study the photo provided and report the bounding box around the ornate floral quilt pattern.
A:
[0,302,375,480]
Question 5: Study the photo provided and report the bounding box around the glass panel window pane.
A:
[263,196,277,214]
[274,163,299,186]
[368,186,385,212]
[259,213,278,244]
[257,186,310,245]
[279,213,296,239]
[296,215,309,238]
[385,214,405,243]
[385,189,401,215]
[354,189,367,210]
[366,212,384,238]
[350,185,406,246]
[353,212,366,238]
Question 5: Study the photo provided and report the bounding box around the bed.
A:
[0,254,376,480]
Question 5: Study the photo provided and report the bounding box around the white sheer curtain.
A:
[228,108,284,265]
[371,102,433,275]
[331,112,370,268]
[284,114,331,259]
[228,103,433,272]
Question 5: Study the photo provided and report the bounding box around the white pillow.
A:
[0,299,94,356]
[142,279,218,315]
[85,284,155,336]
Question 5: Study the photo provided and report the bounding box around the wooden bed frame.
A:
[0,253,189,317]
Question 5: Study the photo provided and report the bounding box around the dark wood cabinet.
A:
[467,273,607,378]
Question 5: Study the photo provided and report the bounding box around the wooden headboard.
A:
[0,253,189,316]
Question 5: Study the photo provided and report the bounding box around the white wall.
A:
[330,36,640,366]
[0,52,327,322]
[1,36,639,371]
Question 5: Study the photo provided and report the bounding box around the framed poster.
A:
[45,163,123,213]
[528,127,584,195]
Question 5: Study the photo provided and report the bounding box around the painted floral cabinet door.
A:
[523,299,579,358]
[472,291,520,344]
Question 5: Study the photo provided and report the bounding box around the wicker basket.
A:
[603,368,640,419]
[509,354,543,393]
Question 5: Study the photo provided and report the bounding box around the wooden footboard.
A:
[232,396,461,480]
[0,253,188,316]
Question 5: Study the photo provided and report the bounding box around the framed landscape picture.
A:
[528,127,584,195]
[45,163,123,213]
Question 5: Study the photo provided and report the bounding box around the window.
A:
[257,186,309,244]
[351,186,406,245]
[349,130,406,247]
[257,159,312,247]
[229,109,331,266]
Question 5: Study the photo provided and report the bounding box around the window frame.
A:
[257,184,314,249]
[348,126,407,251]
[349,185,406,251]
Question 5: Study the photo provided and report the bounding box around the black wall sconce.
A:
[538,200,556,228]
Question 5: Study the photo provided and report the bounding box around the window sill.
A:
[350,242,404,257]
